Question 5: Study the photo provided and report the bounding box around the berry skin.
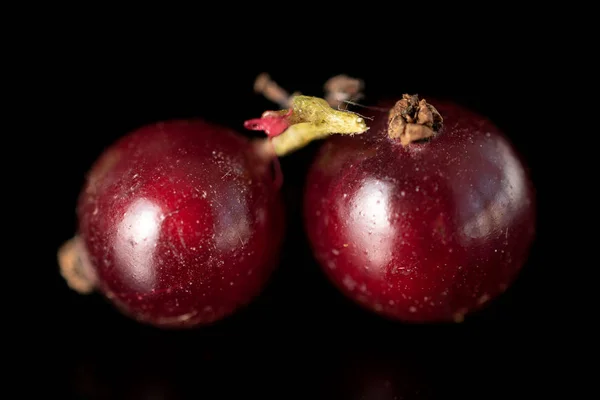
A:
[66,119,284,328]
[303,96,536,323]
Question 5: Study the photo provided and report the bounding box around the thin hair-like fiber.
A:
[342,100,389,112]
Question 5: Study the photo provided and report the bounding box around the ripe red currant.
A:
[59,119,284,328]
[304,95,536,322]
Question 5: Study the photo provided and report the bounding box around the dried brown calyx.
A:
[388,94,443,146]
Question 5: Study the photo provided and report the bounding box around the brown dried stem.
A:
[58,236,96,294]
[253,73,364,109]
[323,75,364,109]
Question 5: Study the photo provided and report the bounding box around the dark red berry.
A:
[304,95,536,322]
[61,120,284,328]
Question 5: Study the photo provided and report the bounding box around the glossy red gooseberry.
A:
[59,78,368,328]
[59,119,285,328]
[303,94,536,323]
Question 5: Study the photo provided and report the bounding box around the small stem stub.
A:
[58,236,96,294]
[323,75,364,109]
[254,73,294,109]
[388,94,443,146]
[253,73,365,110]
[244,95,368,156]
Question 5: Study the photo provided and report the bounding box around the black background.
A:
[29,24,561,399]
